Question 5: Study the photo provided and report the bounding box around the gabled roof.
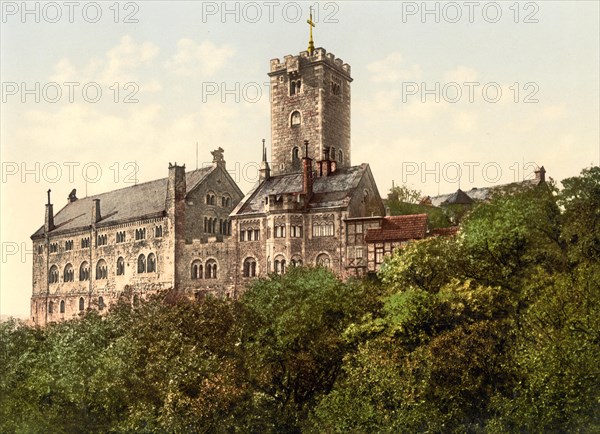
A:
[365,214,428,243]
[231,164,371,216]
[32,166,216,238]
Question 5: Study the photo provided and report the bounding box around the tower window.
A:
[291,111,301,126]
[331,78,342,96]
[290,79,301,96]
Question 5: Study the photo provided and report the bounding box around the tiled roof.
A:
[232,164,370,216]
[365,214,428,242]
[32,166,215,238]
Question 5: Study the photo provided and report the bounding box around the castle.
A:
[30,27,445,325]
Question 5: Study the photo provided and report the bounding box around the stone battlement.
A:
[270,47,351,77]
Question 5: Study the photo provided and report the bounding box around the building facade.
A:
[30,43,432,325]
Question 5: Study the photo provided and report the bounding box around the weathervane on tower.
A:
[307,6,315,55]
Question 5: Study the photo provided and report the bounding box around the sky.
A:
[1,1,599,317]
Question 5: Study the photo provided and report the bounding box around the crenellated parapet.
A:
[269,47,352,80]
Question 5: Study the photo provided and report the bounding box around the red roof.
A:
[365,214,428,242]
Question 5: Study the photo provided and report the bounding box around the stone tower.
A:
[268,47,352,175]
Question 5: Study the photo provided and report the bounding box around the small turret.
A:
[259,139,271,183]
[44,189,54,233]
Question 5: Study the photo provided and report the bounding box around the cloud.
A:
[165,39,235,77]
[49,35,160,91]
[367,52,421,83]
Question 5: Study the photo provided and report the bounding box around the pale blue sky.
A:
[1,1,599,316]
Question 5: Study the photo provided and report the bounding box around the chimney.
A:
[534,166,546,183]
[166,163,187,290]
[317,147,334,177]
[259,139,271,183]
[45,189,54,233]
[167,163,187,203]
[385,206,391,216]
[302,140,313,198]
[91,199,101,224]
[67,188,78,203]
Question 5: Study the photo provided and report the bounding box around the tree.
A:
[236,267,384,431]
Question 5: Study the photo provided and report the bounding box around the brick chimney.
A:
[302,140,313,198]
[91,199,101,224]
[44,189,54,233]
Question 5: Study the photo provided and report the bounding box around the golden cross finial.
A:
[307,6,315,55]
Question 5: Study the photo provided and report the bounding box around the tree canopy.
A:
[2,167,599,433]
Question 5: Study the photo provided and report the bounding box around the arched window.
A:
[79,297,85,311]
[316,253,331,269]
[155,225,163,238]
[291,258,303,267]
[338,150,343,164]
[60,300,65,313]
[137,254,146,273]
[291,111,301,126]
[116,257,125,276]
[147,253,156,273]
[274,256,286,274]
[243,257,257,277]
[48,301,53,314]
[96,259,107,280]
[48,265,59,284]
[79,262,89,281]
[191,260,203,279]
[205,260,217,279]
[63,263,74,282]
[98,296,105,311]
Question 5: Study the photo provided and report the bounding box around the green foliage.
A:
[386,183,453,228]
[2,167,599,432]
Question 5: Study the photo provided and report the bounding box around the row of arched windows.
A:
[191,259,218,279]
[49,254,157,283]
[137,253,157,273]
[206,193,232,208]
[48,296,105,315]
[204,217,232,235]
